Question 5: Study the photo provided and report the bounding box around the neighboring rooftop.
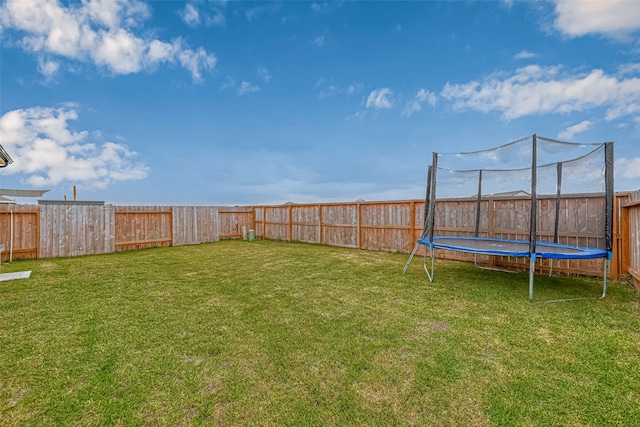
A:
[0,145,13,168]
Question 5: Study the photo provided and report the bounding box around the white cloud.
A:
[244,4,280,22]
[553,0,640,38]
[92,28,147,74]
[620,157,640,178]
[180,2,226,27]
[37,57,60,80]
[0,106,149,189]
[219,75,235,91]
[346,111,366,121]
[146,39,179,64]
[258,66,272,82]
[313,35,325,47]
[514,50,537,59]
[346,83,363,95]
[402,89,437,117]
[557,120,593,139]
[1,0,216,82]
[205,9,226,27]
[366,88,394,109]
[177,47,217,83]
[441,64,640,122]
[311,2,344,14]
[181,4,201,27]
[314,78,362,99]
[237,81,260,95]
[619,64,640,75]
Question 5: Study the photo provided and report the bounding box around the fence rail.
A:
[0,192,636,282]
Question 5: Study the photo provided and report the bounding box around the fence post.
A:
[487,198,495,238]
[356,203,361,249]
[264,207,268,240]
[621,201,630,280]
[251,207,256,238]
[288,205,293,242]
[318,205,323,244]
[410,201,416,253]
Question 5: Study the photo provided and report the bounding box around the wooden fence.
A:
[0,192,636,282]
[254,202,420,252]
[620,190,640,290]
[253,194,621,278]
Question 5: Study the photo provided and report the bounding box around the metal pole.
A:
[529,254,536,302]
[475,169,482,238]
[601,257,609,299]
[9,208,14,263]
[529,134,537,255]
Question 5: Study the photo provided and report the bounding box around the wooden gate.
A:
[0,205,39,261]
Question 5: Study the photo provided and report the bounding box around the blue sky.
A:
[1,0,639,205]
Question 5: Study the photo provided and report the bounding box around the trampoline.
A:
[403,134,614,303]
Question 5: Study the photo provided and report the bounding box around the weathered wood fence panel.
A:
[624,190,640,290]
[254,207,265,239]
[38,202,114,258]
[263,206,291,241]
[173,206,219,246]
[0,204,39,261]
[219,207,253,239]
[321,204,357,248]
[360,202,413,253]
[291,205,320,243]
[115,206,172,252]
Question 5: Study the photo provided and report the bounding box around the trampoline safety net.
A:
[405,134,614,303]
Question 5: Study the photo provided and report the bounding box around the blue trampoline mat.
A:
[417,236,608,260]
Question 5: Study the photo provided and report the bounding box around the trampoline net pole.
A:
[554,162,562,244]
[529,134,537,255]
[425,152,438,242]
[475,169,482,238]
[605,141,614,254]
[422,165,432,237]
[403,159,434,275]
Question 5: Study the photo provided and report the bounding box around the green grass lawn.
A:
[1,240,639,426]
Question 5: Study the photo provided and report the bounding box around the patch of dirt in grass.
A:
[406,320,451,340]
[8,388,28,407]
[536,327,554,344]
[478,347,496,364]
[212,401,228,425]
[430,321,451,332]
[202,377,225,396]
[39,262,55,270]
[335,251,389,266]
[181,355,203,365]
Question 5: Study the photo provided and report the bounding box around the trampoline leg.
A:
[403,242,422,274]
[529,254,536,303]
[423,247,435,282]
[600,258,609,299]
[473,253,517,274]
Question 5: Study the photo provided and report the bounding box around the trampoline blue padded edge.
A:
[417,236,608,260]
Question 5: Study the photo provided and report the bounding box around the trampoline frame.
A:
[403,135,614,303]
[402,236,611,303]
